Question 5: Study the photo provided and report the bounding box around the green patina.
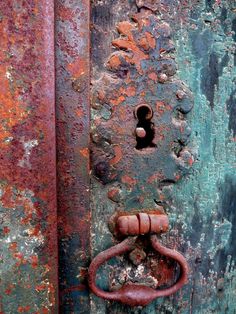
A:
[169,2,236,313]
[90,1,236,313]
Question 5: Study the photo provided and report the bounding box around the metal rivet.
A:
[176,90,186,100]
[158,73,168,83]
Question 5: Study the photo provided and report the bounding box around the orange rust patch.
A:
[159,193,165,201]
[35,283,47,292]
[124,72,131,84]
[0,66,28,147]
[154,125,169,143]
[112,20,149,74]
[175,174,181,181]
[5,286,13,295]
[17,306,31,313]
[0,19,9,60]
[67,57,88,78]
[156,101,171,116]
[148,72,158,82]
[117,21,135,39]
[31,255,39,268]
[188,156,194,166]
[13,252,26,263]
[139,36,150,50]
[139,32,156,50]
[28,226,40,236]
[112,38,148,73]
[121,85,136,97]
[3,226,10,234]
[159,47,167,54]
[110,95,125,106]
[152,258,175,287]
[147,172,164,183]
[107,55,121,70]
[121,175,137,186]
[44,264,51,274]
[2,184,37,230]
[133,12,151,29]
[156,101,166,115]
[35,308,50,314]
[145,32,156,49]
[4,289,12,296]
[107,188,120,200]
[112,125,126,135]
[79,148,89,158]
[76,108,83,117]
[97,90,106,101]
[9,242,18,251]
[21,216,32,225]
[117,106,127,121]
[57,4,74,21]
[110,145,122,166]
[0,19,29,147]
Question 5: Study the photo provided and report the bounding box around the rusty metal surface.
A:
[0,1,57,313]
[90,0,236,313]
[1,0,234,312]
[116,213,169,236]
[91,9,194,191]
[90,5,193,310]
[89,214,188,306]
[55,0,90,312]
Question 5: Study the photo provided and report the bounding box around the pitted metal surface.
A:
[90,1,236,313]
[0,1,57,312]
[90,7,194,308]
[91,10,194,210]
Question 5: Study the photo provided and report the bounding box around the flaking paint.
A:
[0,1,57,312]
[90,0,236,313]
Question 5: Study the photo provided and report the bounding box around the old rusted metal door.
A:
[0,1,57,313]
[1,0,236,313]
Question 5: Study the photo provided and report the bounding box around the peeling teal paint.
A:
[168,2,236,313]
[90,0,236,313]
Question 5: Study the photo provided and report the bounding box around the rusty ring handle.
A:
[88,235,188,307]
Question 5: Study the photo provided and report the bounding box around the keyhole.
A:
[134,104,156,150]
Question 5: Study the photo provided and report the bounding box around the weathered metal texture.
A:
[90,0,236,313]
[91,9,194,197]
[89,215,189,306]
[116,213,169,235]
[55,0,90,312]
[90,3,193,311]
[89,235,188,307]
[0,1,57,313]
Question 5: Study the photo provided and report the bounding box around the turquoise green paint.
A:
[137,3,236,313]
[168,2,236,313]
[90,1,236,313]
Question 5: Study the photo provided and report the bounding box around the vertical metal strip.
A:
[55,0,90,312]
[0,1,57,313]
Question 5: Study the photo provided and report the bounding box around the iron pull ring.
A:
[88,235,188,307]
